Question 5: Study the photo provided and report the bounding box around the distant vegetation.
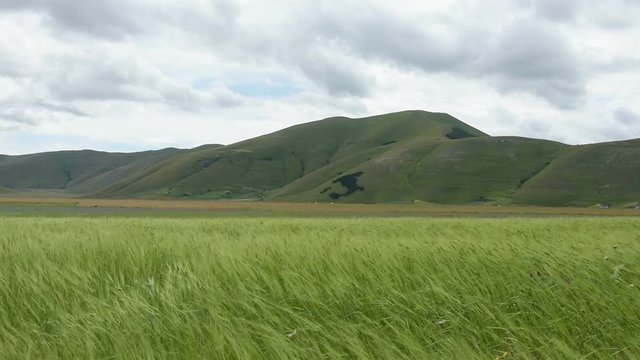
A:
[1,217,639,359]
[2,110,640,207]
[0,147,188,193]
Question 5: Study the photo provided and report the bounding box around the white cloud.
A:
[0,0,639,154]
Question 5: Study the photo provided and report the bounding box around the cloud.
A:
[0,108,39,126]
[0,122,21,132]
[518,0,640,28]
[614,108,640,125]
[0,0,144,39]
[0,0,239,40]
[0,98,89,130]
[530,0,580,23]
[585,0,640,29]
[479,21,585,109]
[312,4,471,72]
[0,0,640,153]
[0,1,589,107]
[34,101,90,117]
[293,50,373,96]
[0,103,85,128]
[592,58,640,73]
[288,2,585,108]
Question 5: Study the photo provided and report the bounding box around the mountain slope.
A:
[513,139,640,206]
[3,110,640,207]
[273,136,568,204]
[0,148,189,193]
[95,110,487,199]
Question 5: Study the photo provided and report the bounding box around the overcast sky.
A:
[1,0,639,154]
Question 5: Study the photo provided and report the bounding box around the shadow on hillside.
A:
[329,171,365,200]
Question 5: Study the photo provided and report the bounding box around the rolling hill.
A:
[93,111,488,199]
[1,110,639,207]
[512,139,640,207]
[0,147,193,194]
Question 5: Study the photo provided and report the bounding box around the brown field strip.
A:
[1,197,639,217]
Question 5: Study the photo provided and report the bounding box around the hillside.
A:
[2,110,640,207]
[273,136,568,204]
[0,148,191,193]
[94,111,488,199]
[513,139,640,207]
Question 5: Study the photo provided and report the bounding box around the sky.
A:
[1,0,639,155]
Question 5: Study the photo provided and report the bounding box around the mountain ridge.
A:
[1,110,639,207]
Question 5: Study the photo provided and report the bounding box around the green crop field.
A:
[1,217,639,359]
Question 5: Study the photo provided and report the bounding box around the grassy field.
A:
[1,217,639,359]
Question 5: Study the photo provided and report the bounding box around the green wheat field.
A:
[1,217,639,359]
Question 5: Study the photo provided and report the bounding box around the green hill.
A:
[513,139,640,207]
[94,111,488,199]
[0,148,191,193]
[2,110,640,207]
[274,136,568,204]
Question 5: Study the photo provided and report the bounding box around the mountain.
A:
[512,139,640,206]
[93,111,487,199]
[0,147,193,194]
[1,110,639,207]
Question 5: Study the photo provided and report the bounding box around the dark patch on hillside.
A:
[320,187,331,194]
[517,161,552,189]
[61,166,73,188]
[299,159,306,177]
[329,171,365,199]
[446,127,475,139]
[469,196,489,203]
[288,150,307,178]
[382,141,396,146]
[198,157,221,170]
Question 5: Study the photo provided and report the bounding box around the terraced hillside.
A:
[2,110,640,206]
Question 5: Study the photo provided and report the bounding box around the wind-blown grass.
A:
[1,217,639,359]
